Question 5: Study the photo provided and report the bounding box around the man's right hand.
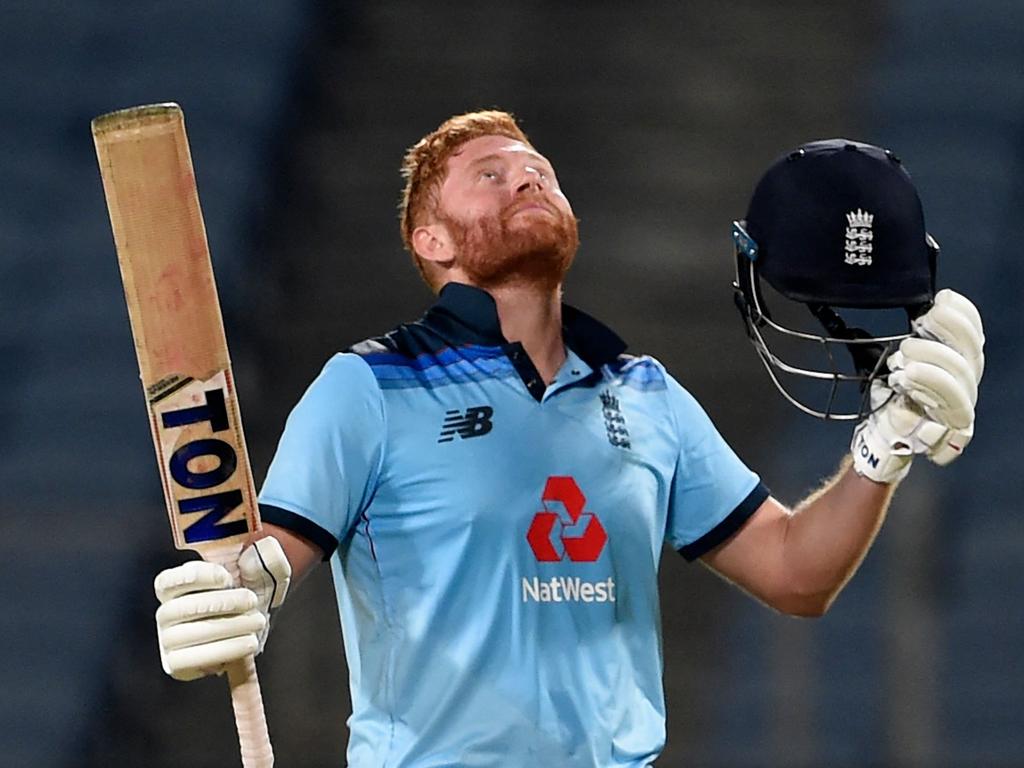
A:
[154,536,291,682]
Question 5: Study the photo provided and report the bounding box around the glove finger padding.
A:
[163,636,260,682]
[888,360,974,430]
[156,588,258,627]
[161,612,267,651]
[154,560,234,604]
[912,289,985,382]
[890,337,978,405]
[156,589,263,681]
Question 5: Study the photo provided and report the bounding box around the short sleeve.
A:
[662,370,769,561]
[258,353,385,558]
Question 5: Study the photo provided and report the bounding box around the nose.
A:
[515,165,545,195]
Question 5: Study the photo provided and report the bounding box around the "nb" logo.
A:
[438,405,494,443]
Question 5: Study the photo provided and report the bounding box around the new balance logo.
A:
[438,405,494,443]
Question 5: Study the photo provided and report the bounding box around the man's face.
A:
[434,134,579,289]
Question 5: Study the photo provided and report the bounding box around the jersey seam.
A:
[663,360,726,550]
[351,354,399,765]
[662,358,684,549]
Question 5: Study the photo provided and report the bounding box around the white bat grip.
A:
[214,547,274,767]
[227,655,274,767]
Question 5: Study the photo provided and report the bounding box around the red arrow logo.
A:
[526,476,607,562]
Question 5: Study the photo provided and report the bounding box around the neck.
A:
[486,282,565,384]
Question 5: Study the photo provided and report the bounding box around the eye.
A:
[528,165,553,182]
[479,169,501,181]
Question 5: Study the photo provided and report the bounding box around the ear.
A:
[412,223,455,266]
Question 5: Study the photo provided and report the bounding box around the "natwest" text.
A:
[521,576,616,603]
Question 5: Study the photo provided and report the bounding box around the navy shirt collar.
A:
[423,282,627,368]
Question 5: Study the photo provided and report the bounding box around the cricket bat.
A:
[92,103,273,767]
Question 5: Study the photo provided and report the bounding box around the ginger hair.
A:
[399,110,530,290]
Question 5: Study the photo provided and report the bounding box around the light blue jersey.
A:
[259,283,767,767]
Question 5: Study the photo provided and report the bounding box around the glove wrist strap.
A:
[851,421,913,484]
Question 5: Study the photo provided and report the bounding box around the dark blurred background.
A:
[1,1,1021,766]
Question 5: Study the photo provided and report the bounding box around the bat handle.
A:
[227,655,275,767]
[212,545,274,766]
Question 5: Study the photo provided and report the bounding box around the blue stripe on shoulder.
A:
[608,355,667,391]
[359,344,517,389]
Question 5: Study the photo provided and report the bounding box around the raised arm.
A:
[702,461,891,616]
[705,289,984,617]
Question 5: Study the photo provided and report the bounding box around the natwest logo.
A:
[526,476,607,562]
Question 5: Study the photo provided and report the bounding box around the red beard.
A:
[440,198,579,290]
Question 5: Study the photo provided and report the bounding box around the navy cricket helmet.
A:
[732,139,939,420]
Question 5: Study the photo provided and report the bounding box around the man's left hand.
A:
[851,289,984,483]
[889,288,985,430]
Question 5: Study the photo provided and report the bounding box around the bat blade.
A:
[92,103,259,556]
[93,103,273,767]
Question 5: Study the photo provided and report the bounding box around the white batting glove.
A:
[851,289,984,483]
[154,536,292,682]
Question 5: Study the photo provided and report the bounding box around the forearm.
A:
[781,457,896,613]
